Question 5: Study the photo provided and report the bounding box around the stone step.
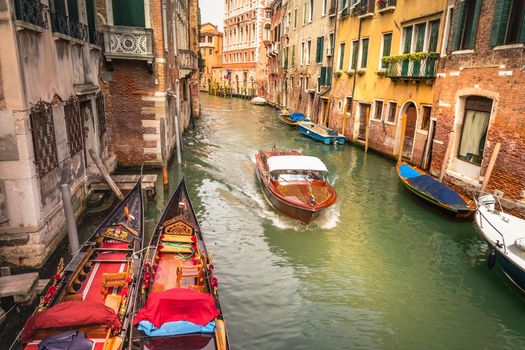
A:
[0,272,38,304]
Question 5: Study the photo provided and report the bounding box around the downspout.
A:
[324,0,339,127]
[349,16,362,139]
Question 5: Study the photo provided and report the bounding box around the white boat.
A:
[475,194,525,293]
[250,96,267,105]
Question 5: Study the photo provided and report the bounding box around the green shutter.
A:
[320,66,327,85]
[464,0,482,49]
[428,20,440,52]
[415,23,426,52]
[521,12,525,43]
[54,0,66,14]
[113,0,145,27]
[67,0,78,20]
[351,41,358,69]
[361,38,369,68]
[490,0,512,46]
[382,34,392,69]
[403,26,413,53]
[450,0,466,51]
[292,45,296,66]
[326,67,332,86]
[316,37,323,63]
[319,37,324,63]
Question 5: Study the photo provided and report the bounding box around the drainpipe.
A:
[329,0,339,92]
[350,16,362,140]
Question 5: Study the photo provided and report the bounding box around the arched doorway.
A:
[402,102,417,160]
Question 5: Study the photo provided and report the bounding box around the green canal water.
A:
[162,94,525,349]
[4,94,525,349]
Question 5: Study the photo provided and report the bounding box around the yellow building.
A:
[199,23,223,91]
[329,0,447,166]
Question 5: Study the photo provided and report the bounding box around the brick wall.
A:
[429,0,525,210]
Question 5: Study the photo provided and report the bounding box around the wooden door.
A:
[402,105,417,159]
[358,104,370,140]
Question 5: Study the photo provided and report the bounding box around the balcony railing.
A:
[88,27,103,47]
[384,55,438,80]
[104,25,154,62]
[377,0,396,10]
[352,0,375,16]
[50,11,87,41]
[14,0,48,29]
[178,49,198,70]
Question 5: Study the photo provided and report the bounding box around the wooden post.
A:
[160,118,169,191]
[364,105,370,153]
[481,142,501,193]
[341,98,349,136]
[323,97,331,127]
[397,114,407,163]
[439,133,454,182]
[88,149,124,201]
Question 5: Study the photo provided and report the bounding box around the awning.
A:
[267,156,328,173]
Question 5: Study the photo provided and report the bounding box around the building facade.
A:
[329,0,446,168]
[0,0,109,267]
[222,0,271,97]
[99,0,199,167]
[199,22,224,92]
[428,0,525,212]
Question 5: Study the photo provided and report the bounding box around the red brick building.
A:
[98,0,199,166]
[429,0,525,212]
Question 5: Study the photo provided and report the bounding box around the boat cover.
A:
[399,164,422,179]
[21,301,121,343]
[134,288,219,328]
[407,175,467,206]
[267,156,328,173]
[137,320,216,337]
[38,331,93,350]
[290,113,307,121]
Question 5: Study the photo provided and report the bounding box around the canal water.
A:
[4,94,525,349]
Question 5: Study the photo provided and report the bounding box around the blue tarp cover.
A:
[138,320,216,337]
[290,113,307,121]
[407,175,467,206]
[399,164,422,179]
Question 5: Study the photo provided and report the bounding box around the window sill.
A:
[451,49,474,55]
[53,32,85,46]
[370,118,382,123]
[416,129,429,136]
[357,68,367,75]
[15,20,45,33]
[377,6,396,14]
[376,69,386,76]
[358,12,374,20]
[346,69,356,76]
[384,120,396,126]
[493,43,525,50]
[445,169,481,187]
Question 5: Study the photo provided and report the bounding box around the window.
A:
[301,42,305,64]
[30,101,59,177]
[304,77,309,91]
[294,8,298,28]
[292,45,296,66]
[345,97,353,115]
[380,33,392,69]
[265,11,271,18]
[421,106,432,131]
[306,40,312,64]
[208,36,212,42]
[209,49,212,55]
[322,0,327,15]
[309,0,314,22]
[490,0,525,46]
[360,38,369,69]
[338,42,345,70]
[64,97,83,155]
[372,100,383,121]
[316,36,324,63]
[402,20,441,53]
[451,0,481,50]
[350,40,358,70]
[458,96,492,165]
[264,23,271,41]
[303,2,307,24]
[111,0,146,27]
[387,101,397,123]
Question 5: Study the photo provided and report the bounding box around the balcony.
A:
[88,27,103,47]
[352,0,374,18]
[377,0,396,13]
[384,54,439,80]
[50,11,87,42]
[104,25,154,64]
[177,49,198,71]
[14,0,48,31]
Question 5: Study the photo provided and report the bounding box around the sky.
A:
[200,0,225,31]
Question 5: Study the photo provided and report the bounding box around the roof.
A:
[267,156,328,173]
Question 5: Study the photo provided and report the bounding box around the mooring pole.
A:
[61,184,80,253]
[160,118,169,190]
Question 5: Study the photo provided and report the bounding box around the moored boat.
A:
[397,162,475,219]
[277,111,309,126]
[14,181,144,350]
[255,150,337,224]
[475,194,525,293]
[297,121,346,145]
[250,96,267,105]
[130,178,229,350]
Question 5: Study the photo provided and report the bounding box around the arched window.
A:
[264,24,271,41]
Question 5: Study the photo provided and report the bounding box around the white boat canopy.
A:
[267,155,328,173]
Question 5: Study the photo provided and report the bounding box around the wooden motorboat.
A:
[255,150,337,224]
[475,194,525,293]
[297,121,346,145]
[15,181,144,350]
[277,111,309,126]
[397,162,475,219]
[130,178,229,350]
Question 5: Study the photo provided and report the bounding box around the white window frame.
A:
[378,32,393,70]
[385,100,398,125]
[441,5,454,57]
[322,0,327,16]
[306,40,312,65]
[371,99,384,121]
[337,42,346,71]
[303,2,307,25]
[309,0,314,22]
[400,18,441,55]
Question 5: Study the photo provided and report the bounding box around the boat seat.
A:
[101,272,128,297]
[104,294,123,313]
[161,234,194,243]
[176,264,204,288]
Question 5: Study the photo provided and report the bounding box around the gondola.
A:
[277,111,309,126]
[255,150,337,224]
[397,162,475,219]
[129,178,229,350]
[475,194,525,293]
[297,121,346,145]
[14,180,144,350]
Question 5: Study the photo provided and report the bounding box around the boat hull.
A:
[297,124,346,145]
[255,166,317,224]
[278,114,298,126]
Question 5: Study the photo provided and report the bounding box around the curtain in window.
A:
[458,109,489,164]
